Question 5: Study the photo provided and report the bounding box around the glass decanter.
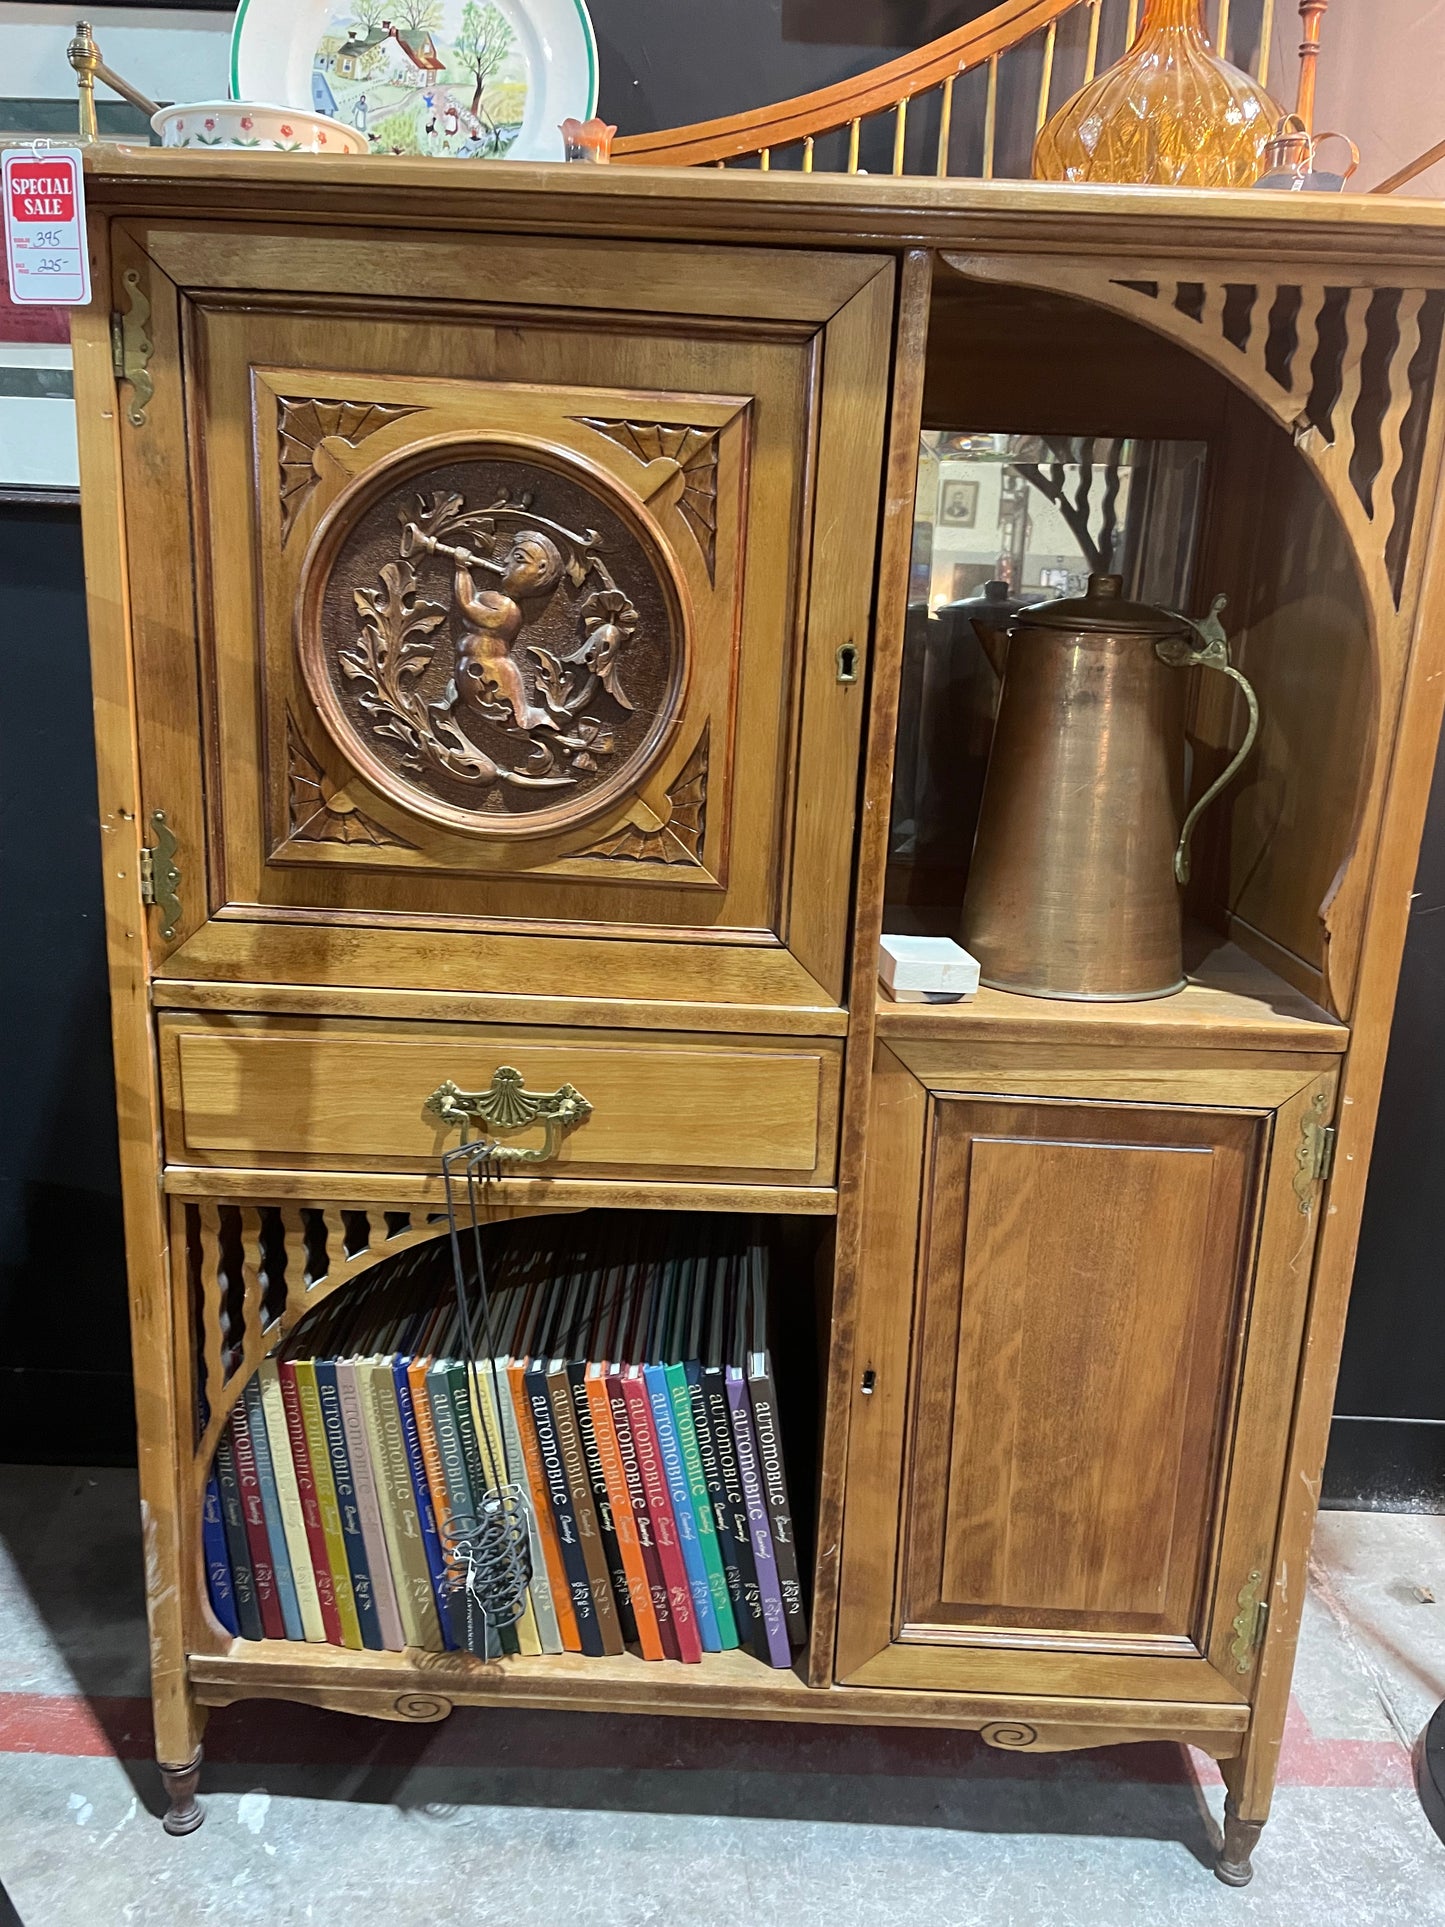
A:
[1033,0,1284,188]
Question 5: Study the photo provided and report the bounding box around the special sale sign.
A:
[2,148,90,307]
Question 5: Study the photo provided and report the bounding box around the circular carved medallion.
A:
[297,437,690,837]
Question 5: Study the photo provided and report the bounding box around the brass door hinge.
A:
[110,267,154,428]
[138,810,181,940]
[1229,1568,1269,1673]
[1294,1090,1337,1213]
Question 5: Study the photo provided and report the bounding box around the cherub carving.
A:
[372,488,646,796]
[452,530,563,733]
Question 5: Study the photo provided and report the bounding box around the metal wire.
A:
[440,1140,532,1644]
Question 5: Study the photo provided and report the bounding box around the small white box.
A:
[878,935,980,1003]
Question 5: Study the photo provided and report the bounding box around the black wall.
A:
[0,505,131,1461]
[1323,732,1445,1510]
[2,0,1441,1495]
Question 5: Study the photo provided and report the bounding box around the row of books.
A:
[203,1213,808,1665]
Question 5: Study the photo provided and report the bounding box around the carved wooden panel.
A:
[286,714,414,849]
[140,230,890,1007]
[278,397,421,541]
[574,419,720,579]
[582,726,708,865]
[297,441,690,838]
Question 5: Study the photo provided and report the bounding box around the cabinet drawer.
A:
[158,1015,840,1186]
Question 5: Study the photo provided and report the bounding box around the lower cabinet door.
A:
[835,1044,1337,1704]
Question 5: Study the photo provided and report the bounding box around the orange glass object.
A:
[1033,0,1284,189]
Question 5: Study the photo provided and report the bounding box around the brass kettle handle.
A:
[424,1066,592,1164]
[1156,594,1260,887]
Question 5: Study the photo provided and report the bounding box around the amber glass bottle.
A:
[1033,0,1284,188]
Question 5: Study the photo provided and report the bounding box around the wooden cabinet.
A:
[837,1041,1337,1709]
[114,222,892,1011]
[75,151,1445,1879]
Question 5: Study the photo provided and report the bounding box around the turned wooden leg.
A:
[1215,1797,1264,1887]
[159,1746,205,1835]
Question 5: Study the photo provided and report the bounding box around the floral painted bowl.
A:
[150,101,366,154]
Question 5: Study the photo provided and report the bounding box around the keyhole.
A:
[860,1369,876,1396]
[836,642,859,684]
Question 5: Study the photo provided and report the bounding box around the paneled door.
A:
[835,1044,1338,1705]
[109,222,894,1014]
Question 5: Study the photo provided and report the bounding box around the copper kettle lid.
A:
[1018,572,1191,638]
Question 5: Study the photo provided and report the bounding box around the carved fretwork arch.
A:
[185,1198,577,1479]
[943,255,1445,614]
[940,253,1445,1017]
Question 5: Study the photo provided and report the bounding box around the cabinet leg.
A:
[1215,1797,1264,1887]
[159,1746,205,1836]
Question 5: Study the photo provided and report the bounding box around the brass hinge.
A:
[1229,1568,1269,1673]
[138,810,181,941]
[110,267,154,428]
[1294,1090,1337,1214]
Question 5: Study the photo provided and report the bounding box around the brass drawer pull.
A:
[424,1066,592,1165]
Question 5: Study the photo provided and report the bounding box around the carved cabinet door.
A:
[834,1046,1338,1706]
[108,222,894,1013]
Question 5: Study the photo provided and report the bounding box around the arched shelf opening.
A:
[896,258,1445,1018]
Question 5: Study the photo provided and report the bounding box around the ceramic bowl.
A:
[150,101,365,154]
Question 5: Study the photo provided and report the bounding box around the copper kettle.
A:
[960,574,1259,1000]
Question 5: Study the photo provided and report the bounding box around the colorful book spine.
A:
[468,1367,542,1657]
[549,1362,623,1656]
[214,1425,262,1640]
[747,1362,807,1648]
[408,1358,457,1590]
[244,1376,302,1642]
[229,1398,284,1640]
[726,1365,791,1667]
[426,1360,497,1658]
[257,1361,326,1643]
[608,1365,675,1658]
[493,1361,563,1656]
[336,1361,406,1651]
[363,1359,443,1653]
[206,1222,808,1666]
[689,1364,759,1649]
[314,1361,384,1650]
[567,1364,636,1647]
[201,1470,238,1636]
[646,1362,721,1652]
[668,1361,737,1648]
[446,1360,518,1658]
[292,1359,361,1649]
[278,1361,344,1645]
[586,1367,663,1659]
[394,1359,456,1651]
[526,1358,604,1656]
[509,1358,582,1654]
[622,1364,701,1662]
[702,1364,759,1647]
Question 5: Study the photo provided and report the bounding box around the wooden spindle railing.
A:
[612,0,1299,178]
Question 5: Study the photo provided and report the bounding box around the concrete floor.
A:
[0,1468,1442,1925]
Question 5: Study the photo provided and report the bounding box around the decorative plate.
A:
[230,0,597,162]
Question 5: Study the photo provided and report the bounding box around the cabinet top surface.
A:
[74,145,1445,269]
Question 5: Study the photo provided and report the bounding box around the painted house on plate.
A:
[333,22,444,84]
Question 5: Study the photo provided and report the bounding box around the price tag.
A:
[3,147,91,307]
